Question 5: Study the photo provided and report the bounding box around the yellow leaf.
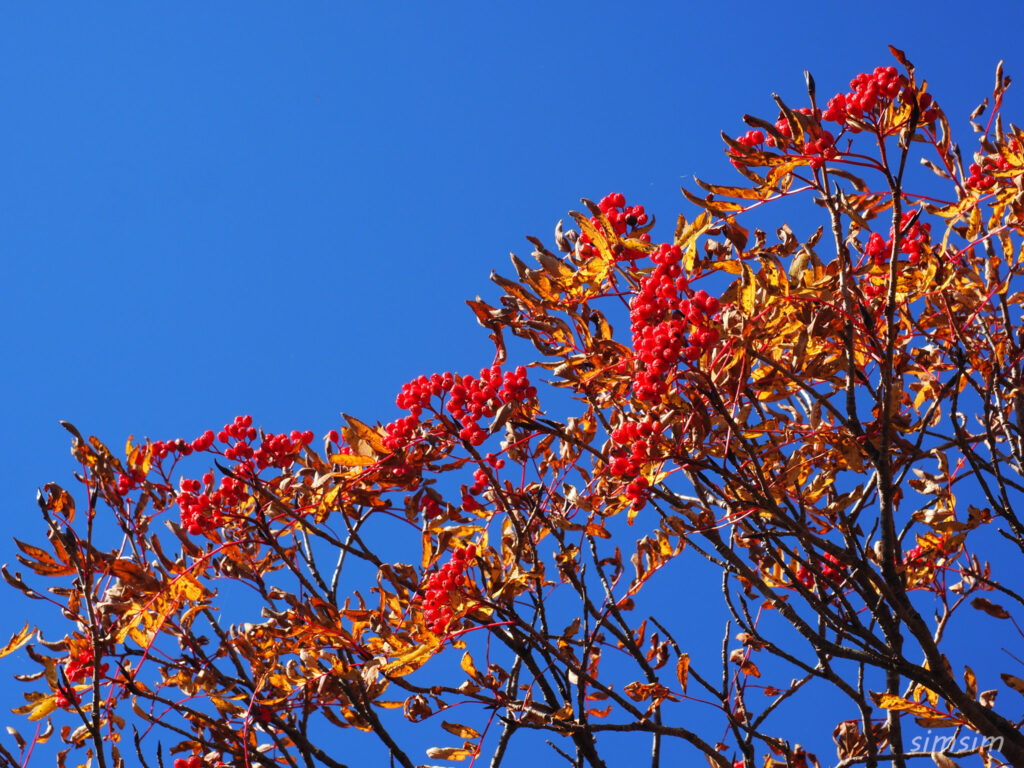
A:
[683,241,698,273]
[342,413,389,455]
[460,651,480,682]
[675,211,711,249]
[0,623,33,659]
[425,747,474,761]
[28,695,58,722]
[740,263,757,315]
[330,453,375,467]
[571,212,616,288]
[693,177,768,201]
[966,204,982,241]
[383,641,436,677]
[870,692,939,717]
[115,573,205,645]
[441,721,481,739]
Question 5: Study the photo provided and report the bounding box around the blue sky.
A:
[3,2,1024,765]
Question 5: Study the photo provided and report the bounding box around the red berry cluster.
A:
[421,545,476,635]
[177,473,247,535]
[803,129,837,170]
[118,430,221,493]
[624,475,650,510]
[383,414,421,452]
[150,428,219,462]
[191,430,217,452]
[577,193,651,262]
[608,418,665,511]
[965,162,997,191]
[795,552,846,591]
[217,414,255,445]
[117,469,145,495]
[823,66,906,124]
[736,130,764,149]
[64,646,108,683]
[118,417,318,501]
[902,544,939,586]
[770,107,839,169]
[421,494,443,520]
[630,244,721,403]
[864,232,889,265]
[985,153,1013,173]
[608,418,662,476]
[395,372,457,419]
[599,192,648,235]
[174,758,203,768]
[863,211,931,266]
[213,415,314,472]
[252,430,314,470]
[765,107,819,147]
[730,130,765,167]
[250,703,273,726]
[894,212,931,265]
[386,366,536,450]
[460,453,505,507]
[824,66,939,127]
[460,460,500,511]
[55,687,80,709]
[731,67,940,177]
[902,534,959,585]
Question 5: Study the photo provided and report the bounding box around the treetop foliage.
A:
[4,47,1024,768]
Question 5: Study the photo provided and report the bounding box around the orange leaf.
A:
[330,453,375,468]
[441,721,481,739]
[342,413,389,455]
[676,653,690,694]
[0,622,33,660]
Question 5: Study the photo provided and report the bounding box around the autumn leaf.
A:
[425,746,474,761]
[0,623,33,660]
[676,653,690,694]
[972,597,1012,619]
[441,721,481,740]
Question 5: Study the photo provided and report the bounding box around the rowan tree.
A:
[4,47,1024,768]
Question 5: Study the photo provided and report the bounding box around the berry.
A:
[421,548,477,635]
[629,244,722,403]
[577,193,651,263]
[386,366,536,451]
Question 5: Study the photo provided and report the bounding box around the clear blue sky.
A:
[3,2,1024,765]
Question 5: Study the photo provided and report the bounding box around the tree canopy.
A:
[4,48,1024,768]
